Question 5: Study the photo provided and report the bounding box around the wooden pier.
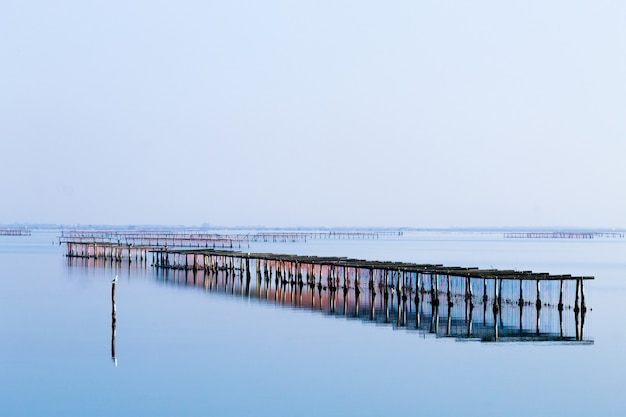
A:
[63,240,152,263]
[140,248,589,342]
[59,230,392,249]
[60,230,398,262]
[504,231,625,239]
[248,231,393,242]
[60,232,246,249]
[146,248,591,341]
[0,229,31,236]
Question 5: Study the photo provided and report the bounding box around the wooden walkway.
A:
[144,265,590,343]
[77,246,588,343]
[151,248,591,317]
[60,235,592,314]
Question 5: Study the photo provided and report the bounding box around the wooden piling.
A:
[112,280,117,317]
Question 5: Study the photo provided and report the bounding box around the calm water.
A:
[1,231,625,416]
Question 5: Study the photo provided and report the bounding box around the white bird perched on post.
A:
[112,274,118,283]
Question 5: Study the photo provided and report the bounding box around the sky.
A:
[1,1,625,228]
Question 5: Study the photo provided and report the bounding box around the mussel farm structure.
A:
[149,249,590,342]
[0,229,31,236]
[63,229,592,343]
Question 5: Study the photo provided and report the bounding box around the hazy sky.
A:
[1,1,624,227]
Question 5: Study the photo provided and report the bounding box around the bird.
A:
[112,275,118,283]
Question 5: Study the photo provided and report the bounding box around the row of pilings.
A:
[151,250,590,312]
[59,230,397,249]
[65,241,150,263]
[504,231,625,239]
[146,252,590,342]
[149,249,590,341]
[64,246,591,342]
[0,229,31,236]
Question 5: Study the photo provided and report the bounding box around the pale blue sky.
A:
[1,1,624,227]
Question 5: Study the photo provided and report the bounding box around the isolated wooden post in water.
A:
[111,276,117,366]
[112,279,117,317]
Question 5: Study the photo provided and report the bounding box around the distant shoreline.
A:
[2,224,625,234]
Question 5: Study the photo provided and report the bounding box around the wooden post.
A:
[580,279,586,313]
[355,268,360,302]
[370,269,376,321]
[257,260,262,297]
[355,287,360,318]
[384,269,390,323]
[433,299,439,334]
[245,256,251,297]
[111,275,118,366]
[493,305,499,342]
[467,302,473,338]
[536,299,541,334]
[575,302,580,340]
[580,296,586,340]
[483,279,487,302]
[493,278,499,313]
[536,280,542,310]
[446,302,452,335]
[112,280,117,317]
[447,275,452,307]
[416,282,421,329]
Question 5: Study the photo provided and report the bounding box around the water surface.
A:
[1,231,624,416]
